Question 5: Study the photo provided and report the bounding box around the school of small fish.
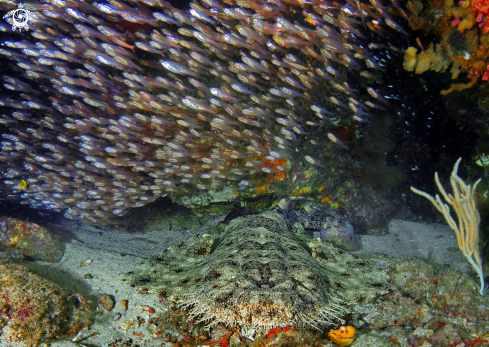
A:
[0,0,405,224]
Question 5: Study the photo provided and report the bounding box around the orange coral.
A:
[260,158,289,182]
[403,0,489,94]
[266,326,283,339]
[201,333,230,346]
[472,0,489,33]
[255,185,269,194]
[321,195,331,203]
[328,326,356,346]
[441,74,479,94]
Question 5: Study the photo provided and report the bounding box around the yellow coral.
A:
[402,44,451,74]
[415,47,433,74]
[330,201,342,208]
[404,0,489,95]
[403,47,418,71]
[440,74,478,95]
[457,16,474,31]
[255,185,268,194]
[411,158,485,294]
[292,187,311,196]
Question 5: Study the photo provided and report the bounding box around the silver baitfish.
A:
[0,0,400,224]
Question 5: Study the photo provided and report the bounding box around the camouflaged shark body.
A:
[127,211,392,331]
[279,202,360,251]
[282,209,354,237]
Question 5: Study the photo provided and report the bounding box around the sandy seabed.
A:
[0,217,487,347]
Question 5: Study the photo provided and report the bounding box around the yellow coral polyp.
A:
[328,325,356,346]
[403,47,418,71]
[457,17,474,31]
[330,201,342,208]
[320,195,331,203]
[292,187,311,196]
[255,185,268,195]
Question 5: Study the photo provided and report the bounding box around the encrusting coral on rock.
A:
[402,43,451,74]
[0,262,91,345]
[402,0,489,93]
[0,217,64,262]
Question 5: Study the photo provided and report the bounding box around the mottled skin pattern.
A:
[282,208,355,236]
[128,211,392,331]
[282,206,360,251]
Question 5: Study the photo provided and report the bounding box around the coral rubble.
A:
[353,258,489,346]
